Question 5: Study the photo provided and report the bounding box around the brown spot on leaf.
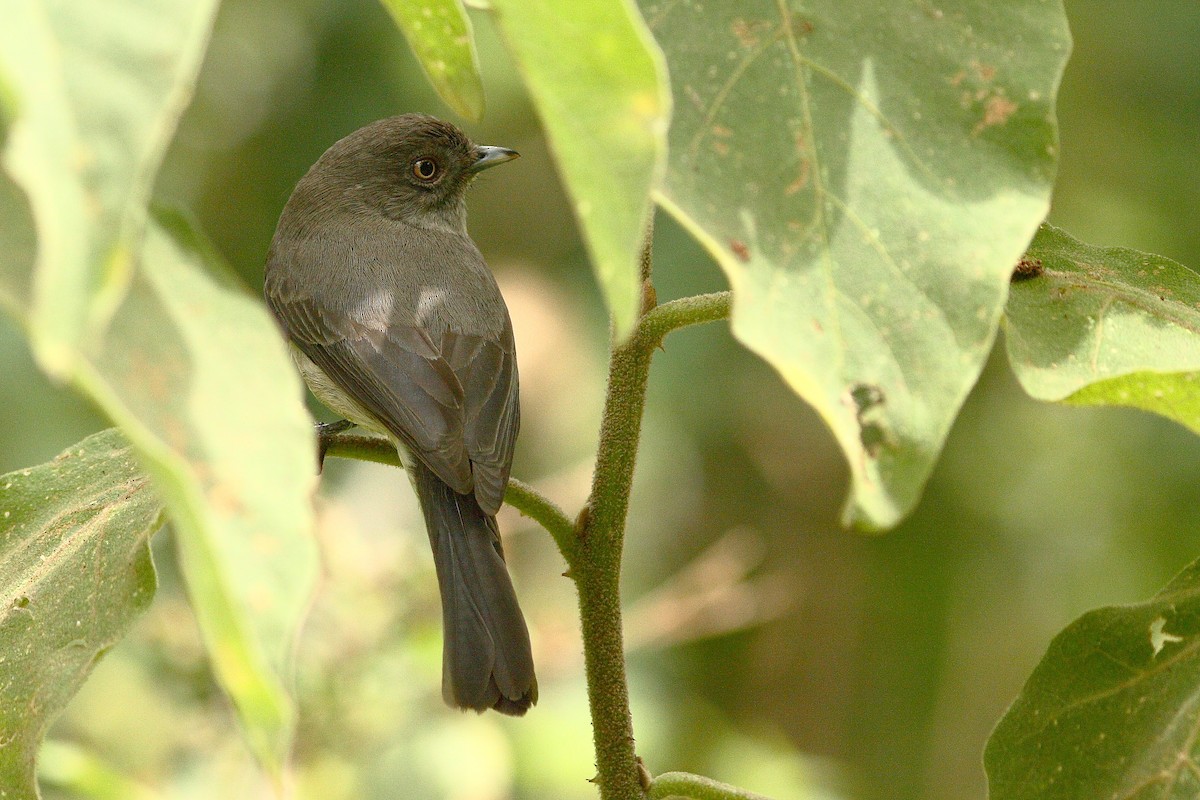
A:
[845,383,892,458]
[973,61,997,82]
[790,17,814,36]
[731,18,771,47]
[849,383,886,416]
[974,94,1018,134]
[1012,257,1044,281]
[859,423,889,458]
[785,161,811,196]
[729,239,751,262]
[711,124,733,138]
[712,139,730,156]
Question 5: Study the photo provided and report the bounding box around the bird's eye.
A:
[412,158,440,182]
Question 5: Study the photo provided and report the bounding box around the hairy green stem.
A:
[577,289,731,800]
[647,771,775,800]
[574,336,651,800]
[640,292,732,341]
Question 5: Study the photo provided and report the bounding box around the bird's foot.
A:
[316,419,355,472]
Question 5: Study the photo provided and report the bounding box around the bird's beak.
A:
[469,145,520,173]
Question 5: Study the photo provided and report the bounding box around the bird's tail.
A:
[412,460,537,715]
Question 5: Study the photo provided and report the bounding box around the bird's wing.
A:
[270,291,475,495]
[269,290,519,514]
[441,329,519,516]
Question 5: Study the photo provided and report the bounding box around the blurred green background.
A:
[3,1,1198,799]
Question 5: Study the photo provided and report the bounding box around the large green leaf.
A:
[0,0,317,774]
[0,0,218,375]
[0,429,163,800]
[985,558,1200,799]
[641,0,1070,528]
[488,0,671,341]
[1005,223,1200,434]
[380,0,485,121]
[69,211,319,773]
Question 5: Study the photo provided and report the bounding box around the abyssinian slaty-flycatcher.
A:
[264,114,536,715]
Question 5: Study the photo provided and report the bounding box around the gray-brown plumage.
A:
[264,114,536,714]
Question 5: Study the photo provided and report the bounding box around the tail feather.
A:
[413,460,537,715]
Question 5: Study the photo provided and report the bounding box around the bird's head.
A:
[295,113,518,232]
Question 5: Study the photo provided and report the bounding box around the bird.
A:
[263,114,536,715]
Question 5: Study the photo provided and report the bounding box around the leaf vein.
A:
[1044,269,1200,341]
[684,28,782,164]
[773,0,841,368]
[1011,635,1200,749]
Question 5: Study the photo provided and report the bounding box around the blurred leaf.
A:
[1005,223,1200,434]
[489,0,670,341]
[0,170,36,316]
[0,0,315,772]
[640,0,1069,528]
[985,559,1200,799]
[68,210,319,773]
[0,429,162,800]
[0,0,218,375]
[0,4,89,366]
[38,740,163,800]
[0,67,15,135]
[381,0,485,121]
[1068,373,1200,435]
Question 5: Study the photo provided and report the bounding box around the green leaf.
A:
[649,771,776,800]
[1067,373,1200,435]
[0,429,163,800]
[0,169,36,317]
[640,0,1070,529]
[38,740,163,800]
[0,67,15,137]
[381,0,485,121]
[67,211,319,774]
[0,1,315,772]
[1005,223,1200,434]
[985,558,1200,799]
[489,0,670,341]
[0,0,219,375]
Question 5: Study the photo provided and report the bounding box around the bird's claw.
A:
[316,419,355,472]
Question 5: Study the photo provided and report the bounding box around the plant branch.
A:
[319,431,576,558]
[582,289,732,557]
[507,476,577,562]
[647,772,775,800]
[576,274,732,797]
[638,291,731,344]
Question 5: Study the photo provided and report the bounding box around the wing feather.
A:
[268,287,518,511]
